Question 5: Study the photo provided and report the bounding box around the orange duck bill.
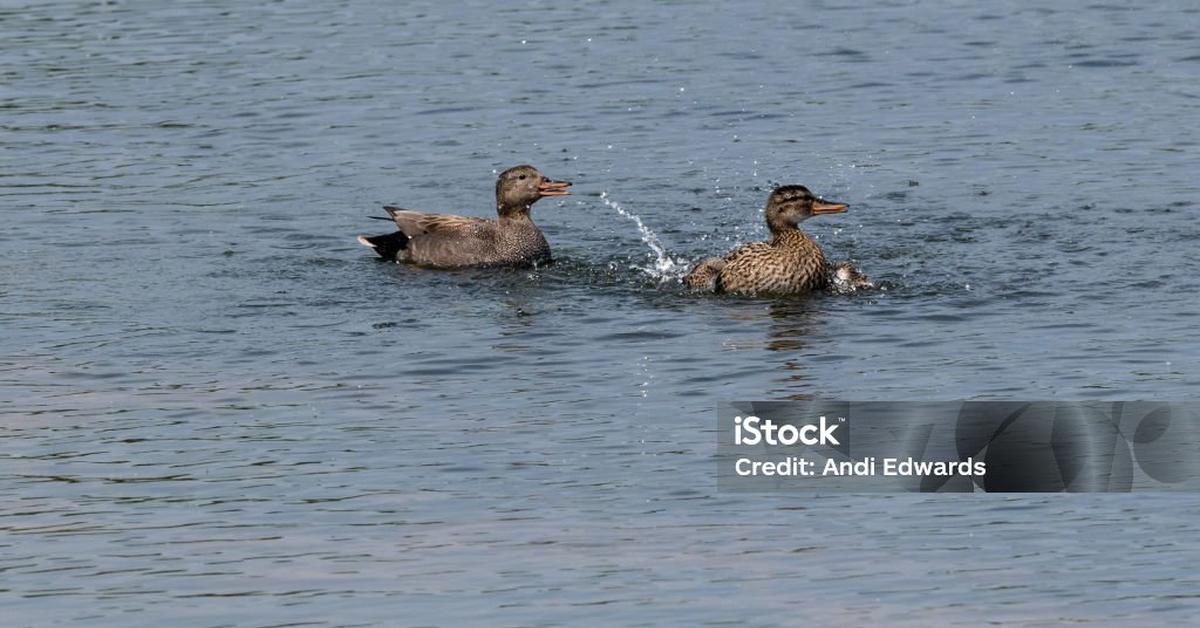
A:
[812,198,848,214]
[537,179,572,196]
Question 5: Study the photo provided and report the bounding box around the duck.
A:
[357,164,571,267]
[683,185,868,296]
[828,261,874,294]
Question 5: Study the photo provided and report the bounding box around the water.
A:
[4,0,1200,624]
[599,192,689,279]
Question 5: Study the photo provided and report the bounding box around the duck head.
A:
[764,185,847,232]
[495,164,571,215]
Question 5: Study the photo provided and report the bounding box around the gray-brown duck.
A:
[357,164,571,267]
[683,185,867,296]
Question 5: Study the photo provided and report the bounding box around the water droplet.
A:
[600,193,687,281]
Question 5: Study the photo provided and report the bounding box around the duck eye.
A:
[518,174,527,180]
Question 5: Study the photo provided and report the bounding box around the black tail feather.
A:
[357,231,409,260]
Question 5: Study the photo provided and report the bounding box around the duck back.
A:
[715,231,828,296]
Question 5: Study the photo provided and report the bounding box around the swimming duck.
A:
[357,164,571,267]
[827,261,874,294]
[683,185,862,296]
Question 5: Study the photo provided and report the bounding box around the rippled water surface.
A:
[4,0,1200,625]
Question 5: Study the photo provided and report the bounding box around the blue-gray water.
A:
[4,0,1200,625]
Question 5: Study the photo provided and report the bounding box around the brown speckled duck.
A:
[684,185,867,296]
[357,165,571,267]
[828,261,874,294]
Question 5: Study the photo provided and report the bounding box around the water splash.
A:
[600,192,689,281]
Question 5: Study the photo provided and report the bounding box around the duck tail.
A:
[356,231,409,260]
[683,257,726,293]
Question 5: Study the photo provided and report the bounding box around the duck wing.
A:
[721,241,774,264]
[382,206,485,236]
[381,206,497,267]
[683,242,771,293]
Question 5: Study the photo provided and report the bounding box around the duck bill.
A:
[537,179,572,197]
[812,198,848,215]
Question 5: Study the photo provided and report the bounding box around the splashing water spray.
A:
[600,192,689,281]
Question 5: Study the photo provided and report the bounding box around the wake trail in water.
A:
[600,192,690,282]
